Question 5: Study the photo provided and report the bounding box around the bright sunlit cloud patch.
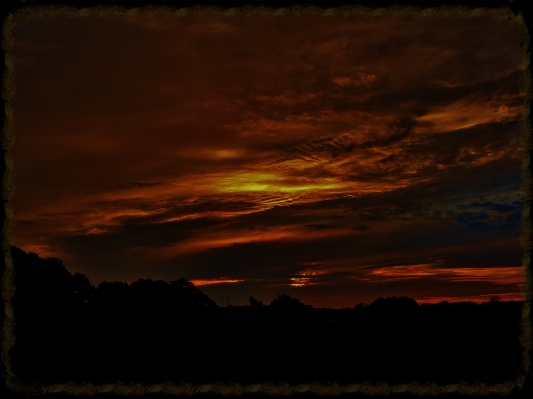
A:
[289,269,330,287]
[214,172,347,193]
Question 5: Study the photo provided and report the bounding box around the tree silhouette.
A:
[10,246,94,319]
[168,278,217,309]
[249,296,264,308]
[367,296,419,320]
[130,278,168,318]
[269,294,306,309]
[268,294,314,322]
[10,246,219,321]
[90,280,132,318]
[72,272,96,304]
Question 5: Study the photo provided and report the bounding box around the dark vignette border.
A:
[1,0,531,397]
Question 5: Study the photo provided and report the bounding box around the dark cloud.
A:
[459,200,523,213]
[327,214,345,220]
[104,181,164,191]
[352,70,522,115]
[357,115,418,149]
[297,134,356,159]
[59,217,222,253]
[506,211,523,224]
[301,224,338,230]
[456,212,490,224]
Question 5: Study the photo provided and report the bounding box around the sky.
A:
[8,7,528,308]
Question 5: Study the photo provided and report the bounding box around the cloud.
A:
[332,73,378,88]
[104,181,164,191]
[301,224,338,230]
[359,263,524,286]
[459,200,523,213]
[456,211,490,224]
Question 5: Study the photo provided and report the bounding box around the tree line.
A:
[8,246,523,325]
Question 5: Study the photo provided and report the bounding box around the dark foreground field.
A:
[11,312,522,385]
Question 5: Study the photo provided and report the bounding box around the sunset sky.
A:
[9,7,527,308]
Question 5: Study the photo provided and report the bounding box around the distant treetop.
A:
[269,294,311,309]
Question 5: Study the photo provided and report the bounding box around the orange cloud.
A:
[416,292,525,304]
[190,278,245,286]
[151,224,352,260]
[289,268,330,287]
[416,93,523,134]
[362,263,525,285]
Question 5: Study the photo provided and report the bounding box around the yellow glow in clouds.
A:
[216,172,345,193]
